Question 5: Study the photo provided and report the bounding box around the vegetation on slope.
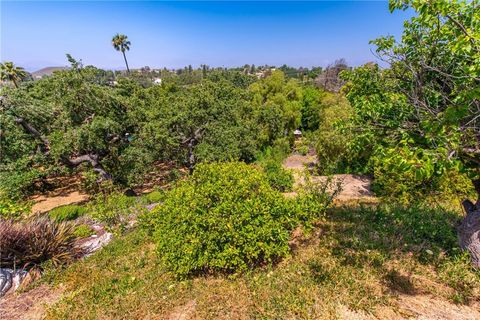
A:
[0,1,479,318]
[42,204,479,319]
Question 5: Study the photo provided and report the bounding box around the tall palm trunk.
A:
[122,50,130,73]
[12,78,18,88]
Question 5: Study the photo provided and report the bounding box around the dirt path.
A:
[30,191,89,214]
[282,153,377,203]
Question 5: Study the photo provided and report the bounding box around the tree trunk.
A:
[12,116,112,181]
[187,140,195,174]
[14,117,50,148]
[459,179,480,267]
[182,128,204,175]
[122,51,130,74]
[64,154,112,181]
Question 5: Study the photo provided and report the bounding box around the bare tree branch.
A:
[446,14,478,49]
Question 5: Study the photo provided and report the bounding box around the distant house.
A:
[294,129,302,139]
[255,67,276,79]
[255,72,264,79]
[153,78,162,85]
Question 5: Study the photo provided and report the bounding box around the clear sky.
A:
[1,1,412,72]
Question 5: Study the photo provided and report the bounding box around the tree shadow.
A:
[306,204,474,301]
[383,269,417,295]
[325,204,462,263]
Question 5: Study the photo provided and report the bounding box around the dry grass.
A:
[35,204,480,319]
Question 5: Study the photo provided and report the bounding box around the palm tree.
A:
[112,34,131,73]
[0,62,27,88]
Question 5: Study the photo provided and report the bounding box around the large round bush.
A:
[149,162,298,277]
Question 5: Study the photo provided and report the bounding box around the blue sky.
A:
[1,1,412,72]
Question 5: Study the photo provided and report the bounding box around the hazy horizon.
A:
[1,1,413,72]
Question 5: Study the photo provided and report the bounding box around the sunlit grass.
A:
[43,204,480,319]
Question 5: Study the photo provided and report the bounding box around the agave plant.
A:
[0,216,85,268]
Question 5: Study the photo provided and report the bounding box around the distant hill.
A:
[31,66,69,79]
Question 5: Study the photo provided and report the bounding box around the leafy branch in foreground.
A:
[340,0,479,265]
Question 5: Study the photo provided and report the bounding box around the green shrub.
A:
[0,158,47,200]
[0,216,84,268]
[294,137,311,156]
[300,86,324,131]
[314,93,354,174]
[146,162,300,278]
[0,196,30,220]
[295,175,338,226]
[80,169,100,194]
[296,144,309,156]
[73,224,95,238]
[88,192,139,229]
[141,189,164,204]
[256,138,291,164]
[262,161,294,192]
[81,169,116,194]
[49,204,88,222]
[256,137,293,192]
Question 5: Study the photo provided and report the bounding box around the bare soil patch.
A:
[30,191,89,214]
[282,153,377,203]
[396,294,480,320]
[0,285,63,320]
[337,295,480,320]
[167,300,197,320]
[28,174,88,214]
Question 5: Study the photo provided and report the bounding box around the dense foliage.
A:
[0,63,314,200]
[313,0,479,203]
[146,162,294,277]
[255,138,294,192]
[313,93,353,174]
[144,162,331,278]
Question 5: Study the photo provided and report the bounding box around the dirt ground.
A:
[282,153,376,203]
[334,294,480,320]
[0,285,63,320]
[28,175,89,214]
[28,162,183,215]
[30,191,89,214]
